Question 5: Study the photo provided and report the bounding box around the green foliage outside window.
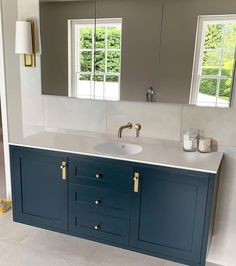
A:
[200,23,236,99]
[80,27,93,49]
[79,26,121,82]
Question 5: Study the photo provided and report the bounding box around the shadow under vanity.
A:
[9,132,223,266]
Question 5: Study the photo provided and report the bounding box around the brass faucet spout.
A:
[118,122,133,138]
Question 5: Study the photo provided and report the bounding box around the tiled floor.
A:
[0,211,185,266]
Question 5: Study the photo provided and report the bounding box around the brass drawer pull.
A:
[94,224,101,230]
[96,173,102,179]
[60,161,67,180]
[133,172,140,193]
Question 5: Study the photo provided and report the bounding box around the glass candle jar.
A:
[183,128,199,152]
[198,137,212,153]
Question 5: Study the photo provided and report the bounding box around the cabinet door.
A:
[130,166,209,264]
[11,147,68,230]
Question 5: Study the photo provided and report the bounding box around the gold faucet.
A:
[118,122,133,138]
[135,123,142,137]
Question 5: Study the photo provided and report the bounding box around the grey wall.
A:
[1,0,22,138]
[159,0,236,103]
[40,1,96,96]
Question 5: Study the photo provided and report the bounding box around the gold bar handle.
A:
[60,161,67,180]
[133,172,140,193]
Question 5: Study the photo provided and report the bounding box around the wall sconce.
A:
[15,21,36,68]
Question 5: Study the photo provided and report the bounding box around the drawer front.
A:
[69,158,132,193]
[69,210,129,245]
[69,184,131,219]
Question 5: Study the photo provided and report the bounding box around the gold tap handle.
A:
[60,161,67,180]
[135,123,142,137]
[133,172,140,193]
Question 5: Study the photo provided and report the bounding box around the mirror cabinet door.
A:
[95,0,163,102]
[40,1,96,97]
[159,0,236,107]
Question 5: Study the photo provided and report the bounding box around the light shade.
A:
[15,21,33,54]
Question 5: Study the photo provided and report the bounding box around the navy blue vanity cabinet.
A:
[130,165,216,266]
[10,146,68,230]
[10,146,219,266]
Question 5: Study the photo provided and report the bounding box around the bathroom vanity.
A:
[9,132,223,266]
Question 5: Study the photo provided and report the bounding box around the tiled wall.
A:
[44,96,183,141]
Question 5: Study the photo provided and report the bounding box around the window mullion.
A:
[90,24,94,99]
[104,24,108,100]
[216,24,228,105]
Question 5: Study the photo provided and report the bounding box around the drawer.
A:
[69,158,132,193]
[69,210,129,245]
[69,184,131,219]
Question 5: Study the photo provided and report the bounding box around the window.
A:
[68,18,122,101]
[190,15,236,107]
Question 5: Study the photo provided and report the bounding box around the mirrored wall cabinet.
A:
[39,0,236,108]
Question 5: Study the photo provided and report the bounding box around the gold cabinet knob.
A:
[94,224,101,230]
[96,173,102,179]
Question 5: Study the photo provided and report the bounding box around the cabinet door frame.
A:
[10,146,69,230]
[130,164,213,264]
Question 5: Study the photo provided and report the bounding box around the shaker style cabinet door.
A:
[130,166,209,264]
[10,147,68,230]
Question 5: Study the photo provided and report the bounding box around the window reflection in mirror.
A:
[190,15,236,108]
[69,18,122,100]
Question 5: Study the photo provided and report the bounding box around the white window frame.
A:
[68,18,122,100]
[190,14,236,108]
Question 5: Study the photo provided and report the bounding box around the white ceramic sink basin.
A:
[94,142,143,156]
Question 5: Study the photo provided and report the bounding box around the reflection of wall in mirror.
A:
[40,1,95,96]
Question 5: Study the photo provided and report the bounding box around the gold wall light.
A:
[15,21,36,67]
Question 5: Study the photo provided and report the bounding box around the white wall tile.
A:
[107,101,183,140]
[44,96,107,133]
[182,105,236,147]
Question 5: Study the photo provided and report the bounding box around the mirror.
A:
[40,0,236,108]
[40,0,96,96]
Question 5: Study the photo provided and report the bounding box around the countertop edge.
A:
[9,142,223,174]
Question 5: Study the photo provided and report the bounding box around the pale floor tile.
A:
[0,210,184,266]
[207,222,236,266]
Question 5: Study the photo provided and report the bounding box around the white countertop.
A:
[9,131,223,174]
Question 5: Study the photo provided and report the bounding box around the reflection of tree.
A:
[80,27,121,82]
[200,23,236,98]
